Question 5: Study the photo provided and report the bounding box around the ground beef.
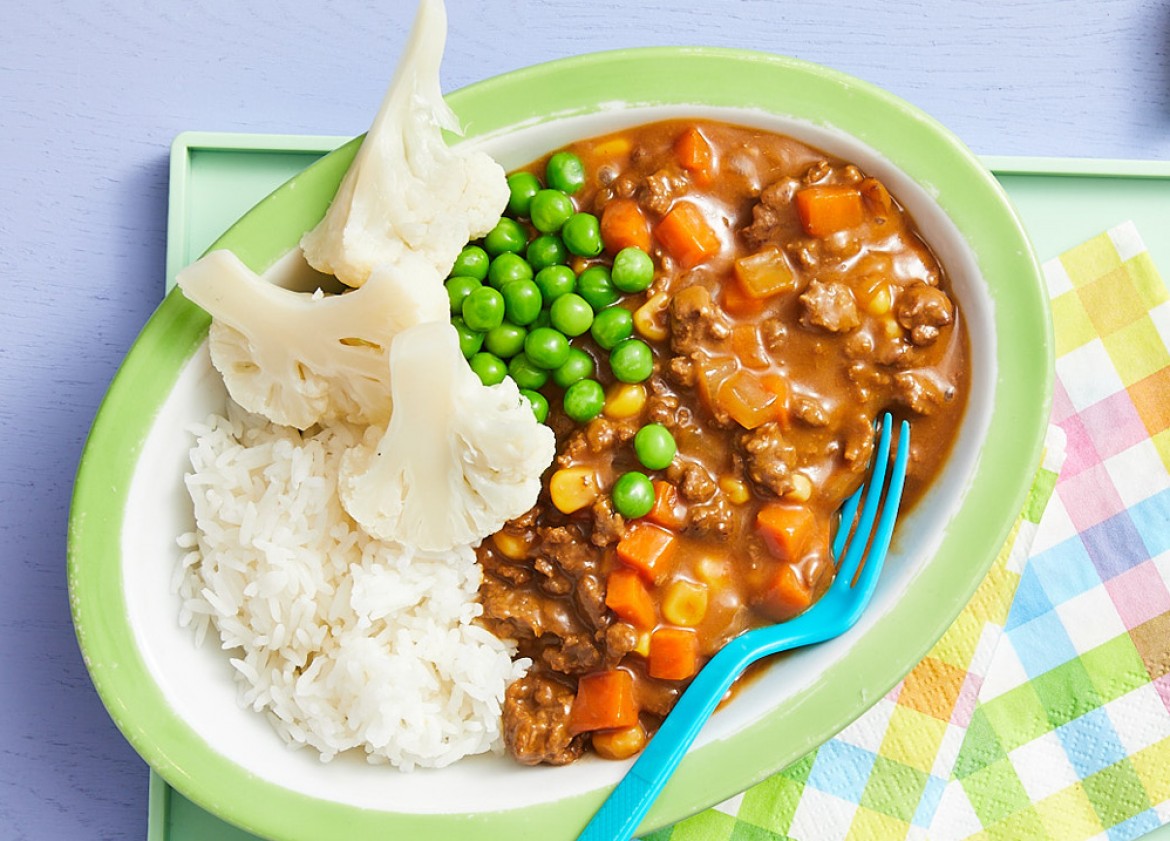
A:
[800,281,861,333]
[689,495,736,538]
[534,557,573,596]
[481,575,559,640]
[742,180,795,248]
[541,632,603,675]
[573,572,609,631]
[667,355,696,388]
[678,462,717,502]
[760,316,787,353]
[740,421,797,496]
[896,283,954,346]
[489,561,532,587]
[603,623,638,668]
[842,415,877,468]
[639,167,687,215]
[503,674,584,766]
[590,495,626,547]
[537,526,594,577]
[893,370,947,415]
[791,395,830,427]
[646,391,681,426]
[669,285,722,355]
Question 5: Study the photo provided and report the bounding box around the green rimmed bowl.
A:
[68,47,1052,841]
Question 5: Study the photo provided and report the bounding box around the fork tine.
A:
[852,419,911,603]
[834,413,893,585]
[831,485,863,559]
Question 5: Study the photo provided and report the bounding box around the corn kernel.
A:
[719,477,751,505]
[662,579,709,627]
[863,286,891,316]
[592,722,647,760]
[695,557,728,585]
[491,531,530,560]
[634,631,651,657]
[603,382,647,419]
[785,473,812,503]
[634,292,670,342]
[549,467,599,514]
[883,317,902,339]
[591,137,633,160]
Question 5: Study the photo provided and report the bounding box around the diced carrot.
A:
[694,355,737,412]
[733,247,796,298]
[674,127,714,185]
[645,481,687,530]
[716,369,778,430]
[795,185,865,237]
[605,568,656,630]
[569,670,639,734]
[761,373,790,425]
[721,274,765,317]
[601,198,652,255]
[755,503,816,562]
[754,563,814,621]
[730,325,769,369]
[655,201,721,268]
[616,523,677,583]
[648,627,699,680]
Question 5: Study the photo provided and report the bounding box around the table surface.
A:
[3,1,1170,838]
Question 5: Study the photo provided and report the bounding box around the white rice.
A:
[178,401,528,770]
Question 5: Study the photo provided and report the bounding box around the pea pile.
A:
[446,151,677,519]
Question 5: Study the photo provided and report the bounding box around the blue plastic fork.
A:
[579,413,911,841]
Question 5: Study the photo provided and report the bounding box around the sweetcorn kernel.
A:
[592,722,647,760]
[695,557,729,585]
[785,473,812,503]
[719,477,751,505]
[634,631,652,657]
[603,382,647,419]
[492,531,530,560]
[549,467,600,514]
[634,292,670,341]
[662,579,709,626]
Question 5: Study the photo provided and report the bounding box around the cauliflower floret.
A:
[177,249,446,429]
[300,0,508,288]
[339,321,555,552]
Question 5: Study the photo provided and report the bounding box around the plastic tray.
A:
[149,132,1170,840]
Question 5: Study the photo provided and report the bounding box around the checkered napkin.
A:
[647,221,1170,841]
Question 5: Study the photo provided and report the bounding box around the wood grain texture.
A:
[1,0,1168,838]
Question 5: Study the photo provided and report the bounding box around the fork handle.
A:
[578,616,827,841]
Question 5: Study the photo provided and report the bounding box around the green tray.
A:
[149,132,1170,841]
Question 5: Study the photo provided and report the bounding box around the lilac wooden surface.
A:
[1,0,1168,838]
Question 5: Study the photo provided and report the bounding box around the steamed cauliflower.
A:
[339,321,555,552]
[177,249,446,429]
[300,0,508,287]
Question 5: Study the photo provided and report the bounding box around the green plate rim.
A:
[68,46,1053,840]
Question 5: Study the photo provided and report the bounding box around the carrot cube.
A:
[674,127,714,185]
[655,201,721,268]
[795,185,865,237]
[648,627,700,680]
[569,670,639,734]
[754,563,814,621]
[645,481,687,530]
[601,198,652,255]
[616,523,677,583]
[721,274,765,317]
[717,369,778,430]
[605,568,656,630]
[755,503,816,562]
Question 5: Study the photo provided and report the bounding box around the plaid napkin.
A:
[652,221,1170,841]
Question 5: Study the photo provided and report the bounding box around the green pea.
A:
[577,265,621,310]
[534,265,576,302]
[611,246,655,293]
[524,327,571,370]
[563,378,605,423]
[549,293,594,338]
[484,322,527,359]
[526,234,568,272]
[590,305,634,350]
[506,171,542,218]
[488,251,534,289]
[529,189,574,234]
[552,347,596,389]
[610,338,653,383]
[445,275,482,314]
[634,423,677,471]
[520,389,550,423]
[451,245,490,281]
[612,471,655,519]
[501,280,543,326]
[546,151,586,195]
[452,317,484,359]
[469,352,507,386]
[462,286,505,332]
[483,217,528,256]
[561,212,604,258]
[531,309,553,330]
[508,354,550,390]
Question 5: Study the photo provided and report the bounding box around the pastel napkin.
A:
[651,222,1170,841]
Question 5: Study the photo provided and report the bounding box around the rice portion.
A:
[178,402,527,770]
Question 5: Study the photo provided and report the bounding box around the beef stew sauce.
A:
[475,119,969,765]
